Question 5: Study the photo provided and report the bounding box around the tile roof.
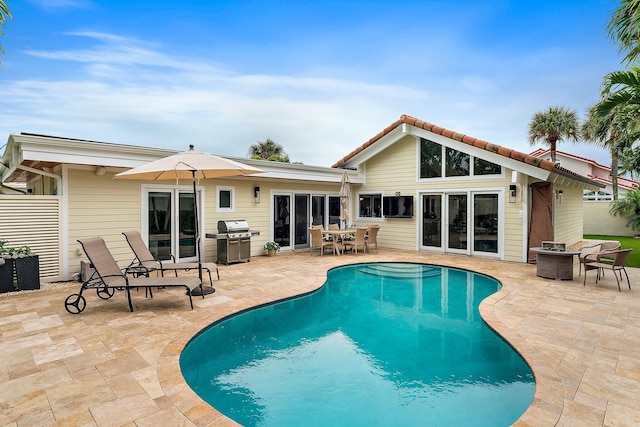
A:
[332,114,603,187]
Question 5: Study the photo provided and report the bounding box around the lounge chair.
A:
[64,237,202,314]
[342,227,368,255]
[583,248,633,292]
[122,230,219,284]
[309,226,336,256]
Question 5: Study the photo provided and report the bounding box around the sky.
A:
[0,0,626,168]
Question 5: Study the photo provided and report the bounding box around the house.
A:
[530,148,640,236]
[529,148,639,200]
[0,115,603,282]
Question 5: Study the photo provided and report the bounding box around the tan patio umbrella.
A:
[115,145,263,295]
[339,170,351,227]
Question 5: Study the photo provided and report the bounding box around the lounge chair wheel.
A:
[96,286,115,300]
[64,294,86,314]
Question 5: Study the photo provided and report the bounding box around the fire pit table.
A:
[530,247,581,280]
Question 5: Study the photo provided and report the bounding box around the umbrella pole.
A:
[189,171,214,296]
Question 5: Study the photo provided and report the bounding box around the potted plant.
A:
[264,241,281,257]
[0,239,14,293]
[0,240,39,292]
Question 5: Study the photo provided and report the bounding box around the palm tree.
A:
[582,103,637,200]
[608,0,640,63]
[528,106,580,163]
[248,138,289,162]
[596,67,640,118]
[0,0,12,62]
[610,186,640,232]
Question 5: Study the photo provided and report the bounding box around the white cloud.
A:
[0,30,619,167]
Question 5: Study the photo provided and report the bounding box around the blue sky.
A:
[0,0,624,167]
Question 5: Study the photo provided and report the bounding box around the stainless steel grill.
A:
[206,220,260,264]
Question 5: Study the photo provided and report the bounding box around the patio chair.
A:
[309,226,335,256]
[122,230,219,284]
[579,240,621,276]
[342,227,368,255]
[64,237,202,314]
[365,224,380,254]
[583,248,633,292]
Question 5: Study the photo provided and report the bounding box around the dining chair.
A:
[583,248,633,292]
[342,227,368,255]
[365,225,380,253]
[309,227,335,256]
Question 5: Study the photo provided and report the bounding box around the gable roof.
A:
[332,114,604,189]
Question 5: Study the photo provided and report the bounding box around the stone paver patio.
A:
[1,248,639,426]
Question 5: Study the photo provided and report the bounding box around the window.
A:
[420,138,442,178]
[358,193,382,218]
[420,137,501,179]
[445,147,470,177]
[216,186,235,212]
[473,158,501,175]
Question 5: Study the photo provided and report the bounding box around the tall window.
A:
[420,138,442,178]
[358,194,382,218]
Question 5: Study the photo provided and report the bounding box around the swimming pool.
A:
[180,263,535,426]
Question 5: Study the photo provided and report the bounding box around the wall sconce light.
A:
[508,184,517,203]
[95,166,107,176]
[254,186,260,203]
[555,189,563,204]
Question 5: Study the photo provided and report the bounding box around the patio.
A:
[1,249,639,426]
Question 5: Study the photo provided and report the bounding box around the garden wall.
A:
[583,200,636,237]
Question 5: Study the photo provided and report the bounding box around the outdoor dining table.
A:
[321,228,357,255]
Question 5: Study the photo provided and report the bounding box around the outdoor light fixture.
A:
[254,186,260,203]
[555,189,563,204]
[508,184,517,203]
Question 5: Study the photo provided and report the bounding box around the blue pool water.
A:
[180,263,535,426]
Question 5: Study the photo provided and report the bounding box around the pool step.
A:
[357,264,442,279]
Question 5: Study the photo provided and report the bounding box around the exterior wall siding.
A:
[66,169,343,279]
[553,185,584,246]
[356,135,527,260]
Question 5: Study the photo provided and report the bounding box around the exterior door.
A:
[274,194,291,250]
[447,194,468,252]
[294,194,310,248]
[422,194,442,247]
[146,188,200,262]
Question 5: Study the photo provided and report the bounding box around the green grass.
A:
[583,235,640,268]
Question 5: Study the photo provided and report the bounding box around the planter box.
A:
[15,255,40,290]
[0,259,15,293]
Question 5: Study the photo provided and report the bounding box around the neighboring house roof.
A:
[529,147,612,172]
[332,114,604,190]
[587,174,638,191]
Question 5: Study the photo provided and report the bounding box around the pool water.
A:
[180,263,535,426]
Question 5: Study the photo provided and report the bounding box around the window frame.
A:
[418,137,503,181]
[216,185,235,213]
[356,192,383,220]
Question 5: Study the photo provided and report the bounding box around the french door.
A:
[145,187,201,262]
[421,191,500,256]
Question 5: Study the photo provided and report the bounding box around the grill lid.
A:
[218,219,250,233]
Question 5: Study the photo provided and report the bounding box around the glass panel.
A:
[359,194,382,218]
[445,148,470,177]
[274,195,291,248]
[178,192,196,258]
[328,196,341,225]
[448,194,467,250]
[219,190,232,208]
[148,192,172,260]
[312,196,325,226]
[473,194,498,253]
[294,194,309,246]
[422,194,442,247]
[420,138,442,178]
[473,158,501,175]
